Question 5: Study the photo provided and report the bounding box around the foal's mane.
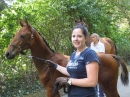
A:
[37,31,55,53]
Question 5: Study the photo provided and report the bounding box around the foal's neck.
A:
[31,31,54,59]
[29,31,54,71]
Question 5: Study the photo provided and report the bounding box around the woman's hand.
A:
[45,60,57,68]
[55,77,69,86]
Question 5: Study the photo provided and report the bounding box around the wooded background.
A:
[0,0,130,96]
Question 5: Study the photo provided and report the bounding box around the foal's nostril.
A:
[5,52,15,59]
[5,52,10,58]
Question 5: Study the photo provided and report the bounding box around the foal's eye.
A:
[20,35,25,38]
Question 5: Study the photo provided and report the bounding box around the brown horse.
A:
[75,18,117,55]
[5,18,129,97]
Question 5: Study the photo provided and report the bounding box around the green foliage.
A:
[0,70,43,97]
[114,29,130,64]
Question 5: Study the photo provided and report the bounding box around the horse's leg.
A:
[99,62,119,97]
[100,81,119,97]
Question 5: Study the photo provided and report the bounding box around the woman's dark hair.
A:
[72,24,88,37]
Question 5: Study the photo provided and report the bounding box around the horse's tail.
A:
[113,43,118,55]
[113,55,129,86]
[113,42,118,55]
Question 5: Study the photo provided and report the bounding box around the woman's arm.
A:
[70,61,99,87]
[56,65,70,76]
[45,60,70,76]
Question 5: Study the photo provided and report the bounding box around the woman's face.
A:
[71,28,86,49]
[91,35,98,43]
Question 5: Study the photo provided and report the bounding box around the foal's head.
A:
[5,18,34,59]
[75,17,87,27]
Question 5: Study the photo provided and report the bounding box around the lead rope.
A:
[48,67,58,95]
[26,55,58,95]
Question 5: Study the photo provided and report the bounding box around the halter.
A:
[10,27,34,55]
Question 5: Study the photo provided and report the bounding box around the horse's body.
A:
[5,18,129,97]
[75,18,117,54]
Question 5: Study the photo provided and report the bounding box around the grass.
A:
[23,88,67,97]
[23,90,46,97]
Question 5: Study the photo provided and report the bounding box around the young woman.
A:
[90,33,105,97]
[46,24,99,97]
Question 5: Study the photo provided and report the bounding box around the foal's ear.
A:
[24,17,29,26]
[24,17,31,28]
[74,18,78,23]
